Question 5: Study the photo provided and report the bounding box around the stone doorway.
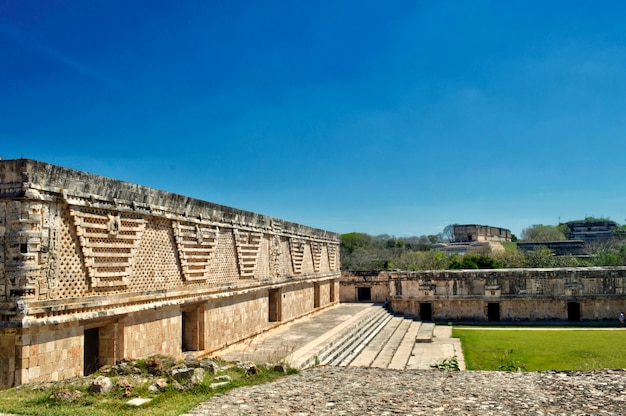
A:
[268,289,282,322]
[314,282,320,308]
[568,302,581,321]
[182,305,205,352]
[357,287,371,302]
[487,302,500,321]
[83,320,119,375]
[420,302,433,321]
[84,327,99,376]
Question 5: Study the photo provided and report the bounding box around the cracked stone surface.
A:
[183,367,626,415]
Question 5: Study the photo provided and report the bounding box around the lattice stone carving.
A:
[311,241,323,273]
[327,243,338,271]
[70,207,146,288]
[172,221,217,281]
[234,229,262,278]
[269,220,282,278]
[289,237,305,275]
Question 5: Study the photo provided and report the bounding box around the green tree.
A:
[520,224,566,242]
[390,250,451,271]
[340,232,372,254]
[523,247,555,267]
[449,254,502,269]
[492,247,526,268]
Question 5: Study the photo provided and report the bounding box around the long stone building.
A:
[341,268,626,322]
[0,159,340,389]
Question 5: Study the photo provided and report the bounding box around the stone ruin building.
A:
[517,220,620,257]
[452,224,511,242]
[0,159,340,389]
[565,219,619,243]
[342,268,626,322]
[434,224,512,254]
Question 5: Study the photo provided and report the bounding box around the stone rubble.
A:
[184,367,626,416]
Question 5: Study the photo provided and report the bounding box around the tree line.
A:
[341,218,626,271]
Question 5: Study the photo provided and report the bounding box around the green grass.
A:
[453,328,626,371]
[0,364,296,416]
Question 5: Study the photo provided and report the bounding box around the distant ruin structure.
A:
[0,159,340,389]
[517,220,621,257]
[452,224,511,243]
[564,219,619,243]
[433,224,511,254]
[517,240,587,256]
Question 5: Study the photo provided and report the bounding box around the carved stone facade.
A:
[341,268,626,322]
[0,159,340,389]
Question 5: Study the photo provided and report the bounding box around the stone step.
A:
[387,320,422,370]
[348,316,406,367]
[370,318,413,368]
[290,305,390,369]
[416,322,435,343]
[321,308,390,366]
[334,313,395,367]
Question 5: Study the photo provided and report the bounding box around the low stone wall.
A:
[341,268,626,322]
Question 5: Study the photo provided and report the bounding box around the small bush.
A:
[497,349,526,372]
[430,356,460,371]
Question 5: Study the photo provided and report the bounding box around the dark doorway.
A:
[487,303,500,322]
[313,282,320,308]
[182,309,201,352]
[330,281,335,303]
[420,303,433,321]
[357,287,371,302]
[84,327,99,375]
[568,302,581,321]
[268,289,281,322]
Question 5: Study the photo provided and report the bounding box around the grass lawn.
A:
[0,363,293,416]
[453,328,626,371]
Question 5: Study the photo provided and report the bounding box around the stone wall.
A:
[341,268,626,322]
[0,159,341,388]
[340,271,389,303]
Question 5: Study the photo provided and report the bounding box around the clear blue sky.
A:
[2,1,626,238]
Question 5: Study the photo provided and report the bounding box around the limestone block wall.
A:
[281,282,315,322]
[0,329,16,388]
[14,322,83,385]
[123,307,182,359]
[341,268,626,322]
[340,271,390,302]
[203,292,268,353]
[0,159,341,388]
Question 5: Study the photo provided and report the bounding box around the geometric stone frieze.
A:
[70,207,146,289]
[311,241,323,273]
[289,237,306,275]
[233,229,263,278]
[172,220,218,282]
[327,243,338,271]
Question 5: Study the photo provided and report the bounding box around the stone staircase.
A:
[290,306,434,370]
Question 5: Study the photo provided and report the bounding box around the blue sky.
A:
[2,1,626,238]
